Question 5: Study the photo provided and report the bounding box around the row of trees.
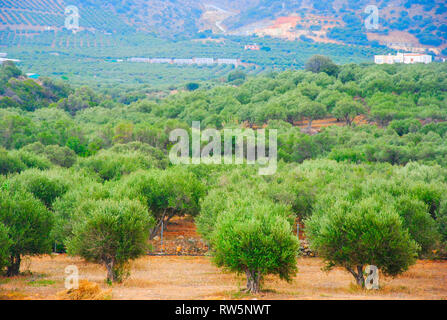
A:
[0,163,205,282]
[197,161,446,292]
[2,159,445,289]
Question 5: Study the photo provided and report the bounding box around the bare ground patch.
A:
[1,255,446,300]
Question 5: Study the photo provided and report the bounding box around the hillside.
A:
[218,0,447,54]
[1,0,446,53]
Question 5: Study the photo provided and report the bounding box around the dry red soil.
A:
[149,216,208,255]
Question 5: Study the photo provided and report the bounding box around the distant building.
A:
[173,58,194,65]
[26,73,40,79]
[0,53,7,58]
[244,44,260,51]
[128,57,242,66]
[128,57,151,63]
[150,58,172,64]
[216,58,240,66]
[0,57,20,64]
[192,57,215,65]
[374,52,432,64]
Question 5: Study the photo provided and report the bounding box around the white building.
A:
[150,58,172,64]
[374,52,432,64]
[128,57,243,67]
[173,58,194,65]
[128,57,151,63]
[216,58,240,66]
[193,57,215,65]
[0,58,20,64]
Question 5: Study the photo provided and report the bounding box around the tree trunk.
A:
[6,255,21,277]
[307,119,313,130]
[355,265,364,287]
[164,213,176,230]
[287,116,294,125]
[149,211,166,240]
[346,116,352,126]
[245,269,261,294]
[105,260,116,283]
[347,265,365,287]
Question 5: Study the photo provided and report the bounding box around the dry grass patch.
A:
[57,280,112,300]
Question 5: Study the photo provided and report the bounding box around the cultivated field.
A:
[0,255,446,300]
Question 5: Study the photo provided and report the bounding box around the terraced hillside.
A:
[0,0,131,33]
[0,0,446,53]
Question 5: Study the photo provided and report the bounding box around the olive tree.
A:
[332,98,365,126]
[0,190,53,276]
[305,55,339,76]
[0,148,26,175]
[306,197,419,287]
[299,101,326,130]
[197,188,260,242]
[43,145,77,168]
[394,195,440,256]
[66,199,153,282]
[118,168,204,239]
[210,201,299,293]
[52,181,109,247]
[9,169,69,208]
[76,150,155,181]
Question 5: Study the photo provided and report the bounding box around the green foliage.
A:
[0,61,21,81]
[332,98,365,125]
[328,147,366,163]
[0,62,66,112]
[57,86,101,115]
[8,169,69,208]
[394,195,440,256]
[305,55,339,76]
[196,167,303,242]
[228,71,247,83]
[263,169,316,218]
[299,101,326,128]
[389,119,421,136]
[211,203,299,293]
[52,180,110,246]
[9,150,52,170]
[66,199,153,282]
[0,147,26,175]
[76,150,158,181]
[198,187,294,243]
[44,145,78,168]
[306,196,419,286]
[118,167,205,238]
[0,190,53,276]
[437,200,447,246]
[0,223,12,273]
[185,82,200,91]
[277,127,332,163]
[21,143,77,168]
